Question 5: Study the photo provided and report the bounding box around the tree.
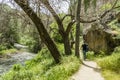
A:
[0,4,19,49]
[40,0,76,55]
[41,0,74,55]
[75,0,82,58]
[14,0,61,63]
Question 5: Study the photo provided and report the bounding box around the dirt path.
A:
[71,61,104,80]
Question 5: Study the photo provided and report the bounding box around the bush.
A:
[98,53,120,72]
[19,36,41,53]
[44,56,80,80]
[97,49,120,80]
[0,49,17,55]
[0,44,7,51]
[114,46,120,53]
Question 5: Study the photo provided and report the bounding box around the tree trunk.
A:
[63,35,71,55]
[14,0,61,63]
[70,31,75,48]
[75,0,81,58]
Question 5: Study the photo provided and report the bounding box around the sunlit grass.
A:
[102,70,120,80]
[97,47,120,80]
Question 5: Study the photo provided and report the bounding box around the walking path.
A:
[71,60,104,80]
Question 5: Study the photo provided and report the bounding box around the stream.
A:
[0,44,36,75]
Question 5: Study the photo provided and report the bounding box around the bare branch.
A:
[101,0,119,18]
[66,20,76,35]
[40,0,65,35]
[111,0,118,9]
[61,14,74,22]
[80,5,120,23]
[80,18,96,23]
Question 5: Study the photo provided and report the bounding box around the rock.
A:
[83,23,120,54]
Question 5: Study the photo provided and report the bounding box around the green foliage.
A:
[50,22,63,43]
[98,53,120,72]
[84,0,91,12]
[0,44,7,51]
[86,51,95,60]
[108,19,120,39]
[43,56,80,80]
[102,70,120,80]
[0,49,17,55]
[19,35,41,52]
[100,3,112,11]
[0,4,19,49]
[1,48,80,80]
[12,64,23,71]
[97,48,120,80]
[114,46,120,53]
[84,0,97,12]
[86,51,106,60]
[56,43,64,55]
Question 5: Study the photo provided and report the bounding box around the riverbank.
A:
[0,49,18,58]
[0,51,36,75]
[1,48,80,80]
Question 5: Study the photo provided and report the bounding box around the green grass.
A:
[97,48,120,80]
[86,51,95,60]
[0,49,18,56]
[85,48,120,80]
[102,70,120,80]
[1,48,80,80]
[86,51,105,61]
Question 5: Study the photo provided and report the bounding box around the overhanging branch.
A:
[61,14,74,22]
[66,20,76,35]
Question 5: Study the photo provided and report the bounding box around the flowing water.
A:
[0,44,36,75]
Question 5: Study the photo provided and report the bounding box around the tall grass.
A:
[98,53,120,72]
[1,48,80,80]
[97,46,120,80]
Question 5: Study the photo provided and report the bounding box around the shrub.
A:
[0,49,17,55]
[98,53,120,72]
[97,49,120,80]
[0,44,7,51]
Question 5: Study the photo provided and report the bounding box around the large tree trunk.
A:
[75,0,81,58]
[14,0,61,63]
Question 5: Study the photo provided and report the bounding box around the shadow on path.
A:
[71,60,104,80]
[82,61,101,72]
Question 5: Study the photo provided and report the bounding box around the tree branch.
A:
[40,0,65,35]
[101,0,119,18]
[61,14,74,22]
[79,5,120,23]
[66,20,76,36]
[80,18,96,23]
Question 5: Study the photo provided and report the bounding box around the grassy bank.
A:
[0,49,18,58]
[97,47,120,80]
[84,48,120,80]
[1,48,80,80]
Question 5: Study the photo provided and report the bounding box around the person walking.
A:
[81,42,88,60]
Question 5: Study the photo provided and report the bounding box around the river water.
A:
[0,52,36,75]
[0,44,36,75]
